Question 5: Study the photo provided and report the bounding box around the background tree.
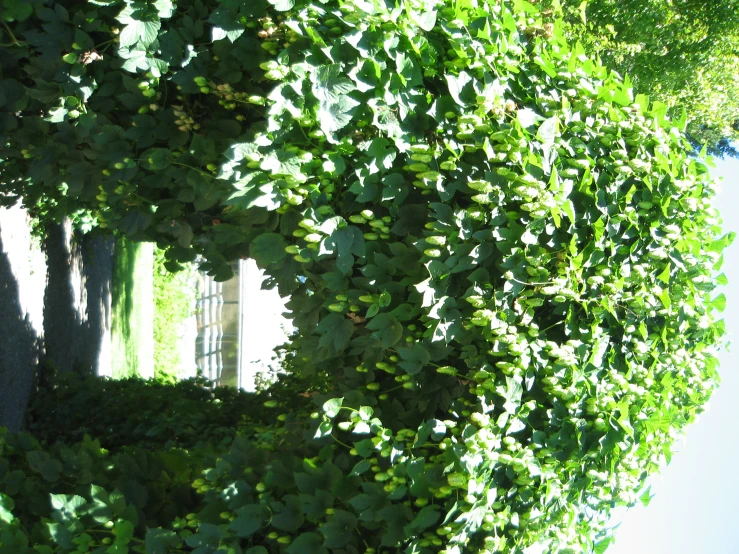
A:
[551,0,739,156]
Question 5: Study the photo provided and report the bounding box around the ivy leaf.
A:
[139,148,170,171]
[329,226,360,275]
[588,333,610,368]
[50,494,86,518]
[145,528,181,554]
[0,493,14,524]
[250,233,288,266]
[656,263,671,284]
[639,486,654,507]
[428,419,446,441]
[120,48,155,73]
[47,522,75,549]
[322,398,344,419]
[312,65,357,105]
[710,293,726,313]
[271,502,304,532]
[300,490,333,520]
[517,108,539,128]
[1,1,33,21]
[365,138,397,174]
[445,71,473,106]
[397,344,430,375]
[317,313,354,351]
[113,520,135,541]
[500,376,523,413]
[119,19,161,48]
[416,419,446,446]
[209,8,245,42]
[153,0,175,18]
[413,10,437,32]
[184,523,221,549]
[46,106,67,123]
[354,439,374,457]
[395,52,423,87]
[108,490,126,516]
[286,533,327,554]
[593,537,612,554]
[366,313,403,347]
[350,459,371,476]
[314,420,333,439]
[229,505,264,537]
[320,510,357,548]
[657,287,671,309]
[318,96,361,139]
[261,149,306,181]
[27,451,62,482]
[352,421,371,435]
[267,0,295,11]
[404,505,440,535]
[506,418,526,434]
[537,116,558,170]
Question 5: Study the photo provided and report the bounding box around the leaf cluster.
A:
[25,373,287,452]
[0,0,733,553]
[547,0,739,156]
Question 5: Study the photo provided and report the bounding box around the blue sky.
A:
[608,155,739,553]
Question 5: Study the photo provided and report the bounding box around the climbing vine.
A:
[0,0,731,553]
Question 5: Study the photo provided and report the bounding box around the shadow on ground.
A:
[0,232,42,432]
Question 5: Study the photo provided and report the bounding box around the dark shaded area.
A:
[0,232,41,432]
[83,232,115,366]
[26,372,262,451]
[42,222,114,376]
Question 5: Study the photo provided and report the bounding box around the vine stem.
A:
[508,276,556,286]
[540,320,565,333]
[0,21,24,47]
[330,434,352,449]
[171,160,211,177]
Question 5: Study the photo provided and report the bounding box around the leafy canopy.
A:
[549,0,739,157]
[0,0,732,553]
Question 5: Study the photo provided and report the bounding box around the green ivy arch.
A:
[0,0,731,552]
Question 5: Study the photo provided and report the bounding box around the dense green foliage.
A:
[0,427,215,554]
[552,0,739,156]
[153,247,197,381]
[26,374,254,451]
[0,0,732,553]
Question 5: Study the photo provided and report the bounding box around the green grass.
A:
[153,248,197,382]
[111,238,154,379]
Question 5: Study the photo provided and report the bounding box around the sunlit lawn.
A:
[111,238,154,378]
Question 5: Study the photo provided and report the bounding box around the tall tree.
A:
[552,0,739,156]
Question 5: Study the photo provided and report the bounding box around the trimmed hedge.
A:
[0,0,731,553]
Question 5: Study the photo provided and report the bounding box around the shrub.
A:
[0,427,218,552]
[0,0,731,553]
[25,374,260,451]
